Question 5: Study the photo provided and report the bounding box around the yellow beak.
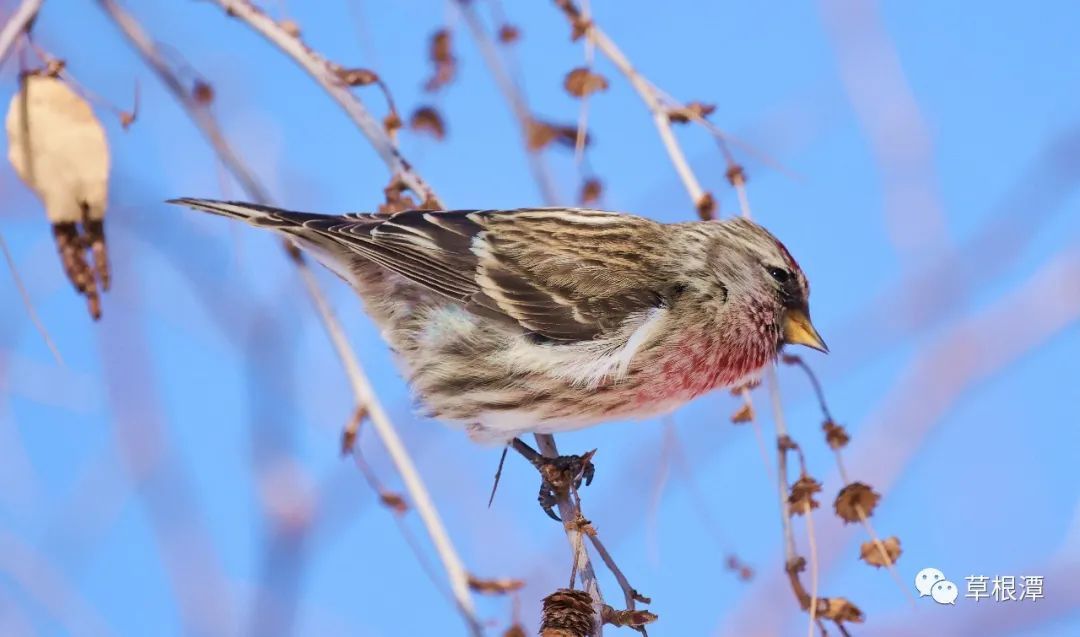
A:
[783,307,828,353]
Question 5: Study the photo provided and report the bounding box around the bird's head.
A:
[710,218,828,354]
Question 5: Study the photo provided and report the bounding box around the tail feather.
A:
[167,198,321,228]
[168,197,367,285]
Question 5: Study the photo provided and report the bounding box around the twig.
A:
[552,0,710,217]
[535,433,605,635]
[100,1,479,630]
[454,0,561,204]
[0,0,42,68]
[0,231,64,366]
[209,0,440,206]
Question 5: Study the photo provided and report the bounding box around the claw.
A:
[511,439,597,521]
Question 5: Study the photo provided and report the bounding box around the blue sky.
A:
[1,0,1078,636]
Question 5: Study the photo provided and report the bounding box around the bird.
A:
[169,199,827,516]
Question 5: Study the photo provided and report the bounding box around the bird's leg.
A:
[510,438,596,521]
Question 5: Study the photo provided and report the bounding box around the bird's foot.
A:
[511,438,595,521]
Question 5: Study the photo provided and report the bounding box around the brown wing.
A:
[288,207,676,341]
[171,200,678,342]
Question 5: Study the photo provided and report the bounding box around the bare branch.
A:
[0,0,42,68]
[209,0,440,205]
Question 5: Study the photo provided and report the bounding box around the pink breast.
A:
[633,329,772,406]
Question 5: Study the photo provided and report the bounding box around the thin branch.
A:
[0,0,42,68]
[100,1,478,630]
[0,231,64,366]
[535,433,606,635]
[455,0,561,204]
[552,0,710,217]
[209,0,440,205]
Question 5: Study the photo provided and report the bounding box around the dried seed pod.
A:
[498,24,521,44]
[834,482,881,523]
[540,589,596,637]
[424,29,457,92]
[6,74,111,320]
[467,574,525,595]
[526,119,585,152]
[730,403,753,424]
[563,67,609,98]
[579,178,602,205]
[409,106,446,140]
[822,420,851,449]
[860,536,902,568]
[788,475,822,515]
[668,101,716,123]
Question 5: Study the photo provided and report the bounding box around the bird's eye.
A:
[768,267,790,283]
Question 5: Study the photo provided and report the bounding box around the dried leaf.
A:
[502,625,526,637]
[279,19,301,38]
[822,420,850,450]
[579,178,602,205]
[817,597,865,623]
[860,536,902,568]
[725,163,747,187]
[834,482,880,523]
[668,101,716,124]
[788,475,822,515]
[498,24,521,44]
[379,491,408,514]
[383,111,402,135]
[526,119,585,152]
[192,80,214,105]
[337,67,380,87]
[696,192,716,220]
[425,29,456,92]
[730,403,753,424]
[563,67,609,98]
[600,605,658,629]
[467,574,525,595]
[409,106,446,140]
[7,75,111,320]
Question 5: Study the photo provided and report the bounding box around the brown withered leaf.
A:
[725,163,747,187]
[563,67,609,98]
[788,475,822,515]
[823,420,850,450]
[498,24,521,43]
[409,106,446,140]
[467,574,525,595]
[383,112,402,135]
[425,29,456,92]
[192,80,214,105]
[279,19,301,38]
[730,403,753,424]
[668,101,716,124]
[526,119,586,152]
[818,597,865,624]
[379,491,408,514]
[502,625,526,637]
[860,536,901,568]
[600,605,658,629]
[696,192,717,220]
[834,482,880,523]
[579,177,602,205]
[337,67,379,87]
[7,74,111,320]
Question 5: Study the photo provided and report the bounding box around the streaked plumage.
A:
[169,200,826,443]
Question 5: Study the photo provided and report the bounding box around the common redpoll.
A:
[170,201,826,445]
